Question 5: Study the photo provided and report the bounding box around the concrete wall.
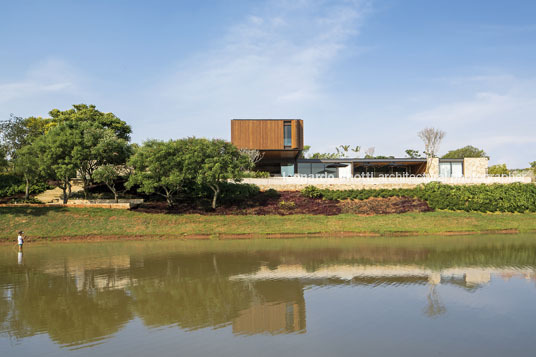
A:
[464,158,489,177]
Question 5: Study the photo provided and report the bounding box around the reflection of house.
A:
[43,255,134,291]
[231,119,488,178]
[230,264,535,288]
[233,302,305,335]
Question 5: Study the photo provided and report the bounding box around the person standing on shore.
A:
[17,231,24,252]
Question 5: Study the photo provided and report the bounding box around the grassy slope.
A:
[1,206,536,241]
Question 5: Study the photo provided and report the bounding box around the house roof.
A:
[297,158,464,164]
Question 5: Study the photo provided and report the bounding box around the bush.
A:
[242,171,271,178]
[212,182,260,205]
[301,185,323,199]
[304,182,536,213]
[278,200,296,209]
[264,188,280,199]
[0,174,49,197]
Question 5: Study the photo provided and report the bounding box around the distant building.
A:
[231,119,487,178]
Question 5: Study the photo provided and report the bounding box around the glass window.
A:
[451,162,463,178]
[439,162,464,178]
[284,123,292,147]
[281,163,295,177]
[311,163,325,177]
[439,162,452,177]
[297,163,312,176]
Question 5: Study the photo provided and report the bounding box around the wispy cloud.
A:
[0,59,78,104]
[408,75,536,167]
[144,0,369,139]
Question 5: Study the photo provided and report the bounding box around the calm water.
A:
[1,235,536,356]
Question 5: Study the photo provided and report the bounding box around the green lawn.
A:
[1,206,536,241]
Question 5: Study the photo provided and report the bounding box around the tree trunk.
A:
[24,177,30,200]
[113,189,118,203]
[68,181,72,197]
[210,184,220,210]
[61,186,68,204]
[166,194,174,207]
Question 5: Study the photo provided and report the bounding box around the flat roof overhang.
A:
[298,158,427,164]
[297,158,464,164]
[259,149,301,160]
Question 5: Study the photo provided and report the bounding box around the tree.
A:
[299,145,311,159]
[488,164,508,176]
[418,128,445,158]
[72,123,132,198]
[530,161,536,174]
[364,147,375,158]
[48,104,131,141]
[13,144,41,200]
[309,152,339,159]
[239,149,264,167]
[442,145,487,159]
[93,165,123,203]
[351,145,361,156]
[126,139,192,207]
[192,139,251,209]
[0,115,31,161]
[35,123,80,204]
[405,149,422,158]
[0,145,8,172]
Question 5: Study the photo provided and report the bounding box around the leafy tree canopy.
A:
[48,104,131,141]
[126,139,193,206]
[488,164,509,176]
[191,138,252,209]
[13,143,42,199]
[405,149,422,158]
[442,145,488,159]
[34,122,81,203]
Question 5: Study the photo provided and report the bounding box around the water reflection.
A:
[0,235,536,351]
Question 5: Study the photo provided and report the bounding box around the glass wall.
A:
[281,163,295,177]
[439,162,463,178]
[297,163,338,178]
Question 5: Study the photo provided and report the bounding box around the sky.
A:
[1,0,535,168]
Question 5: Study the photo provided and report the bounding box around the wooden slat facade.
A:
[231,119,304,150]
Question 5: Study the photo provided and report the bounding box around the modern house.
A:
[231,119,304,176]
[231,119,488,179]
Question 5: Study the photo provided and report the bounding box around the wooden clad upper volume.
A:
[231,119,304,150]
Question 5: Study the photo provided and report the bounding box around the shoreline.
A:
[2,206,536,244]
[0,229,528,245]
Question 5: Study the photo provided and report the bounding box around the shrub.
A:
[307,183,536,213]
[278,200,296,209]
[264,188,280,199]
[301,185,323,199]
[213,182,260,205]
[242,171,271,178]
[0,174,49,197]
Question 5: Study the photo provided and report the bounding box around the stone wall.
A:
[463,158,489,177]
[241,176,531,191]
[427,158,439,177]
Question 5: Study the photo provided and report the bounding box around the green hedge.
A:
[301,182,536,213]
[0,174,49,197]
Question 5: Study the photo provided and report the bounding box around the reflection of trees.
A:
[130,276,253,329]
[128,253,260,330]
[424,285,446,317]
[0,267,132,347]
[127,253,307,332]
[1,235,536,346]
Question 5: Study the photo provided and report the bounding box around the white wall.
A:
[337,163,353,178]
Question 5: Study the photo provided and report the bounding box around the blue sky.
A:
[1,0,535,167]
